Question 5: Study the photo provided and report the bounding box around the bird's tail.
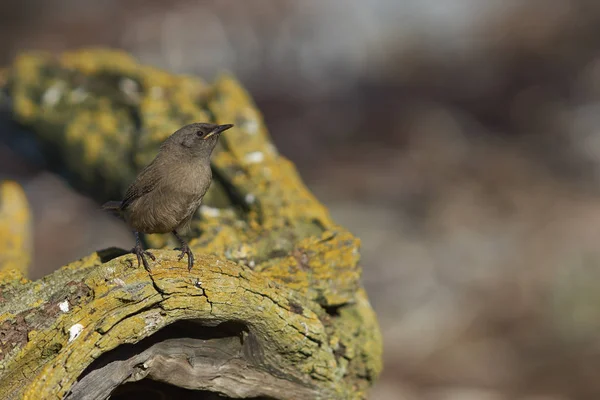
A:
[101,201,122,211]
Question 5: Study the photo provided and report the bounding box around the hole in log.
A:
[322,303,345,317]
[68,320,318,400]
[78,320,248,375]
[111,379,275,400]
[96,247,130,263]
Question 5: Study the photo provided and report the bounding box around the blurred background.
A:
[2,1,600,398]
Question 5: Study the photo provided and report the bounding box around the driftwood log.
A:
[0,49,382,399]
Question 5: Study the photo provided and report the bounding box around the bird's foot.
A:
[131,243,156,271]
[177,244,195,271]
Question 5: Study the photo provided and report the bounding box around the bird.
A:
[102,122,233,271]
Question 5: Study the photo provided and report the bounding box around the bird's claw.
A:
[177,245,195,271]
[131,244,155,271]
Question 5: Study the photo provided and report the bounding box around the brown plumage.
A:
[103,122,233,271]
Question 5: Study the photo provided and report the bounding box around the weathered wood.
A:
[67,328,322,399]
[0,49,382,399]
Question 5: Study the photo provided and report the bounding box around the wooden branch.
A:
[0,49,382,399]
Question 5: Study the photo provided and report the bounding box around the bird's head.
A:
[163,122,233,160]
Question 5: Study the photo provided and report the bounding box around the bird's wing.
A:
[120,162,161,210]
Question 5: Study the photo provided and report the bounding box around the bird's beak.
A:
[205,124,234,139]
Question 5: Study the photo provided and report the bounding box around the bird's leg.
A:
[131,231,155,271]
[173,230,194,271]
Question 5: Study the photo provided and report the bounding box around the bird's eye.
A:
[196,130,205,137]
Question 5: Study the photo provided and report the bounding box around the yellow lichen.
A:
[0,181,32,275]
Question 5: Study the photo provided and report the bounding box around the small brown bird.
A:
[103,122,233,271]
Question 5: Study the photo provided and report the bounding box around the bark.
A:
[0,49,382,399]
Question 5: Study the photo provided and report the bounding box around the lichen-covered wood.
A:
[0,181,31,276]
[0,49,382,399]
